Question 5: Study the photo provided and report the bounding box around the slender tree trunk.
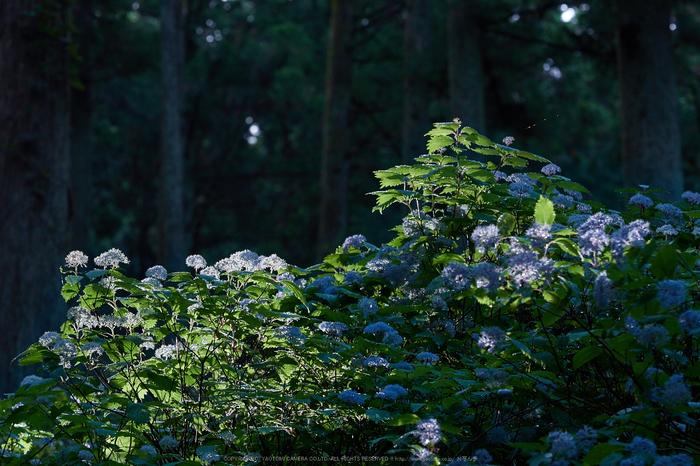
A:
[616,0,682,200]
[448,0,485,133]
[0,0,72,392]
[317,0,354,259]
[402,0,432,163]
[160,0,187,271]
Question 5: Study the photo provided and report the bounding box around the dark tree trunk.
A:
[0,0,72,392]
[160,0,187,271]
[317,0,354,259]
[448,0,486,133]
[616,0,682,200]
[402,0,432,163]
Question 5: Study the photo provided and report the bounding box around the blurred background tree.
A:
[1,0,699,390]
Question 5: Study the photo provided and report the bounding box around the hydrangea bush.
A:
[1,120,698,465]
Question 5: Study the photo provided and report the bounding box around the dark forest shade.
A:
[616,0,683,200]
[0,0,73,392]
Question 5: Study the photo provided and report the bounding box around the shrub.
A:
[1,120,698,465]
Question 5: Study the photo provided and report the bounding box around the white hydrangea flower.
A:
[94,248,129,269]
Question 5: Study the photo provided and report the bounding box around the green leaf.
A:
[498,213,516,235]
[280,279,308,309]
[86,269,110,279]
[650,243,678,280]
[427,135,454,153]
[65,275,83,285]
[573,345,603,370]
[385,413,421,426]
[534,196,555,225]
[582,444,625,466]
[126,403,150,424]
[365,408,392,422]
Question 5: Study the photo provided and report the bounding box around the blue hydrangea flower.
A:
[678,310,700,332]
[541,163,561,176]
[343,270,363,284]
[620,458,646,466]
[656,203,683,223]
[318,321,349,337]
[338,389,364,406]
[472,225,501,253]
[414,418,441,446]
[575,425,597,451]
[375,384,408,401]
[145,265,167,281]
[681,190,700,205]
[526,222,552,246]
[416,352,439,365]
[553,194,574,208]
[660,374,691,406]
[477,327,506,353]
[410,446,436,466]
[342,234,366,252]
[441,262,471,290]
[364,356,390,368]
[629,193,653,209]
[359,297,378,317]
[472,262,503,293]
[625,316,669,347]
[507,251,554,287]
[547,431,577,458]
[578,228,610,256]
[653,454,694,466]
[629,436,656,455]
[656,279,686,308]
[594,271,613,308]
[393,361,414,371]
[508,181,535,199]
[656,224,678,236]
[472,449,492,465]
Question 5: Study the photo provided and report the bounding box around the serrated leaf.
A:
[650,243,678,280]
[427,135,454,153]
[86,269,110,280]
[365,408,392,422]
[280,279,308,309]
[126,403,150,424]
[515,150,550,163]
[498,213,516,235]
[534,196,555,225]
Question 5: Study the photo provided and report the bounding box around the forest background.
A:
[0,0,699,393]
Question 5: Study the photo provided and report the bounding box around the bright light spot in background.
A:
[246,116,253,124]
[543,58,562,79]
[132,2,139,10]
[509,13,520,23]
[580,3,589,11]
[561,6,576,23]
[245,119,260,145]
[247,15,255,22]
[249,124,260,137]
[206,35,214,43]
[196,27,204,35]
[670,23,677,31]
[361,18,369,26]
[247,136,258,145]
[206,19,215,28]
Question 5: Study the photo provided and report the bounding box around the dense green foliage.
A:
[1,122,698,465]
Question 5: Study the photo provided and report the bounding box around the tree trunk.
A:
[616,0,682,200]
[448,0,486,133]
[402,0,432,163]
[160,0,187,271]
[0,0,72,392]
[317,0,354,259]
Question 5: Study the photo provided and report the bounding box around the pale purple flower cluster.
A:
[610,220,651,260]
[507,251,554,287]
[342,234,366,252]
[472,225,500,253]
[625,316,669,347]
[359,297,378,318]
[656,203,683,224]
[594,271,613,308]
[375,384,408,401]
[145,265,167,281]
[678,310,700,331]
[682,190,700,205]
[159,435,178,450]
[318,321,349,337]
[475,368,508,388]
[477,327,506,353]
[656,279,686,308]
[411,447,436,466]
[494,170,508,182]
[343,270,362,285]
[503,136,514,146]
[575,425,597,451]
[441,262,471,290]
[653,454,694,466]
[629,436,656,455]
[199,266,220,279]
[656,225,678,236]
[508,182,535,199]
[338,389,363,406]
[414,418,441,446]
[541,163,561,176]
[65,250,88,268]
[94,248,129,269]
[364,356,390,368]
[275,326,305,342]
[471,450,493,465]
[507,173,537,185]
[311,276,339,295]
[660,374,691,406]
[186,254,207,270]
[553,194,574,208]
[416,351,439,365]
[364,322,403,346]
[525,222,552,246]
[629,193,653,209]
[472,262,502,293]
[547,431,577,459]
[393,361,414,371]
[577,203,592,213]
